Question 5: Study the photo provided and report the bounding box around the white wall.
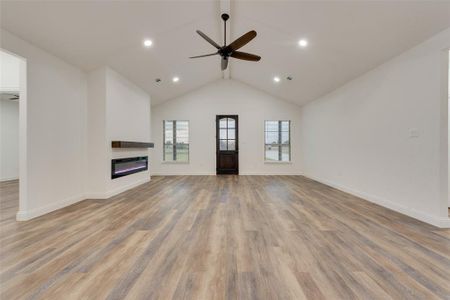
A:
[86,67,151,198]
[1,29,88,220]
[151,79,302,175]
[0,99,19,181]
[106,68,151,195]
[299,28,450,227]
[86,68,107,196]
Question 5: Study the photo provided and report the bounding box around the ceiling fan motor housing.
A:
[219,47,233,58]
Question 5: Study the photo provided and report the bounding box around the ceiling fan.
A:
[190,13,261,70]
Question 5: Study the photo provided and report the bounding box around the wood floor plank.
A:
[0,176,449,299]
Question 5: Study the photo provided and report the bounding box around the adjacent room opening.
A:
[0,49,27,219]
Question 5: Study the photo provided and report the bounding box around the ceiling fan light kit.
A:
[190,13,261,71]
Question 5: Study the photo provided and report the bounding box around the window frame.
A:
[163,120,190,163]
[264,120,291,163]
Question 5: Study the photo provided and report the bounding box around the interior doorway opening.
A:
[0,49,27,220]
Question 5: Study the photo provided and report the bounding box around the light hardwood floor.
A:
[0,176,449,299]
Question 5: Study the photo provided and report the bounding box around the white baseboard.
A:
[85,178,150,199]
[16,194,85,221]
[17,178,151,221]
[303,174,450,228]
[240,172,303,176]
[151,172,215,176]
[151,172,303,176]
[1,176,19,182]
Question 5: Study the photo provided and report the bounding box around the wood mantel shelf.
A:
[111,141,154,149]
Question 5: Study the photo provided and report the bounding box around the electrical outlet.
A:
[409,128,419,138]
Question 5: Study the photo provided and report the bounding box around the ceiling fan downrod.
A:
[222,13,229,46]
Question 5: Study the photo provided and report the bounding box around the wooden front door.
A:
[216,115,239,174]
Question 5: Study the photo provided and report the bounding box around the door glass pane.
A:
[220,140,227,150]
[220,129,227,139]
[164,144,173,161]
[227,118,235,128]
[176,144,189,162]
[281,145,290,162]
[281,131,289,144]
[265,132,278,144]
[220,118,227,128]
[227,129,235,139]
[228,140,235,151]
[265,145,278,161]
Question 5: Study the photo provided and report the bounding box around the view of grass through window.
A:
[164,120,189,162]
[265,120,291,162]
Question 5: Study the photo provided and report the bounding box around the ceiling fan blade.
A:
[189,52,219,59]
[230,51,261,61]
[196,30,221,49]
[221,57,228,70]
[227,30,257,51]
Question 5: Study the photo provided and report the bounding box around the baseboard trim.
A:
[303,174,450,228]
[1,177,19,182]
[240,172,303,176]
[151,172,215,176]
[151,172,303,176]
[85,178,150,199]
[17,178,151,221]
[16,194,85,221]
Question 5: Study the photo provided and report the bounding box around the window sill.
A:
[264,161,292,164]
[161,161,190,164]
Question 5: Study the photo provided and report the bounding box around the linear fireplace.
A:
[111,156,148,179]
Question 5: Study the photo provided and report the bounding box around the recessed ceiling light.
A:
[298,39,308,48]
[273,76,281,83]
[143,39,153,47]
[172,76,180,83]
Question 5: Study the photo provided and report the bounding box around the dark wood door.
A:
[216,115,238,174]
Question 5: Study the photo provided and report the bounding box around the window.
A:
[163,120,189,162]
[265,120,290,162]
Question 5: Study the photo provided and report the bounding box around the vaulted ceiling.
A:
[1,1,450,106]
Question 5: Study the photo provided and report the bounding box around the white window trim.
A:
[263,120,292,163]
[264,160,293,164]
[163,120,190,163]
[161,161,190,164]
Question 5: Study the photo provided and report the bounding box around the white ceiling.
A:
[1,1,449,106]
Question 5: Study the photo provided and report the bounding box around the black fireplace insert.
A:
[111,156,148,179]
